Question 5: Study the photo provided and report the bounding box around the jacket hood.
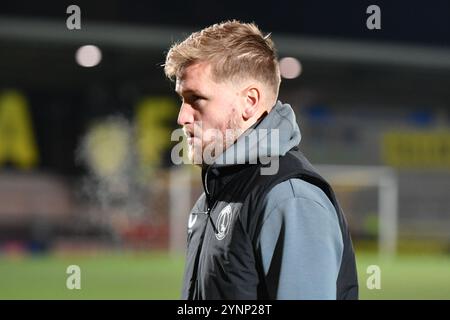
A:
[214,100,302,166]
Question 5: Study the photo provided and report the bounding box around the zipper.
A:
[189,204,212,300]
[189,166,218,299]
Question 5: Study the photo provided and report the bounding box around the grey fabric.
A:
[260,178,344,299]
[215,100,301,165]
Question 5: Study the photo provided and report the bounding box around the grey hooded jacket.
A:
[182,101,357,299]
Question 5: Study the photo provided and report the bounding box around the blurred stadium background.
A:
[0,1,449,299]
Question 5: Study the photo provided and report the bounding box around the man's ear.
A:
[242,87,260,121]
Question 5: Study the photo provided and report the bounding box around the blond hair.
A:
[164,20,281,97]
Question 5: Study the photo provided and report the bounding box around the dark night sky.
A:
[2,0,450,47]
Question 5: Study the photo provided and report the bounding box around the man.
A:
[164,20,358,300]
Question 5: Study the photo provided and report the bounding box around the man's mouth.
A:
[185,130,196,145]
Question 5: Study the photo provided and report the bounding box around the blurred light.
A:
[83,118,130,178]
[75,45,102,67]
[279,57,302,79]
[306,105,332,123]
[408,110,434,127]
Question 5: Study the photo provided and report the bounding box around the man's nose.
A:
[177,103,194,126]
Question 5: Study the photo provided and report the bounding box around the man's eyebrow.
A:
[176,89,204,97]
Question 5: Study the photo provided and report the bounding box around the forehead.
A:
[175,62,214,93]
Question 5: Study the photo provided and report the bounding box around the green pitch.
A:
[0,251,449,299]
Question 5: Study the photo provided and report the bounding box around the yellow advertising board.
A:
[382,130,450,168]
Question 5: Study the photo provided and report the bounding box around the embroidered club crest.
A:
[215,204,233,240]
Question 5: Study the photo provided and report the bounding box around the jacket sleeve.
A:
[257,178,344,299]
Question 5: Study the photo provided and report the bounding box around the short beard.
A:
[223,112,243,152]
[186,112,243,166]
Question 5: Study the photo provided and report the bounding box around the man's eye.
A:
[189,95,206,105]
[179,94,205,105]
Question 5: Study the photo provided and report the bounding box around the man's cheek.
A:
[202,128,222,145]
